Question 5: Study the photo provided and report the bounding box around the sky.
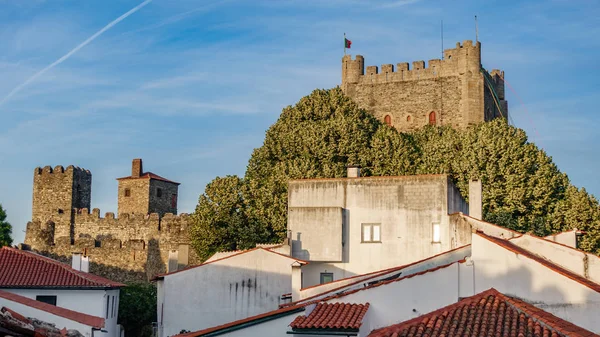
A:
[0,0,598,244]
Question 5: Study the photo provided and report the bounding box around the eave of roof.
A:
[0,290,105,328]
[153,247,308,281]
[116,172,180,185]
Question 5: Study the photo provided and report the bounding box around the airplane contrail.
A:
[0,0,153,107]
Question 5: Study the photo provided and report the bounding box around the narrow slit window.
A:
[124,188,131,197]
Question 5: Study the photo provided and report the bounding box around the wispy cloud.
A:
[0,0,153,108]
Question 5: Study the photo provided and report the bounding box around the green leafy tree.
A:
[0,204,13,247]
[244,88,380,240]
[118,283,157,337]
[190,175,268,261]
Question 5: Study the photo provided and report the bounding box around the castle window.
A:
[171,194,177,208]
[407,115,412,122]
[429,111,437,125]
[157,188,163,198]
[384,115,392,126]
[124,188,131,197]
[57,209,64,214]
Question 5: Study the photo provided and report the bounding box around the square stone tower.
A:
[32,165,92,239]
[117,159,179,216]
[341,40,508,132]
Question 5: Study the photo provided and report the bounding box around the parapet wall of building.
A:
[25,210,198,282]
[342,40,508,132]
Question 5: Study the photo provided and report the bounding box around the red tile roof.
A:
[290,303,369,331]
[0,247,125,289]
[116,172,180,185]
[476,232,600,293]
[368,288,599,337]
[153,247,308,280]
[0,290,105,328]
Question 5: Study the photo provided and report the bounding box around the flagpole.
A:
[344,32,346,55]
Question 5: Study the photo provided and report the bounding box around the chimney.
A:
[168,250,178,272]
[72,252,82,271]
[81,255,90,273]
[468,180,482,220]
[347,165,361,178]
[291,261,303,301]
[132,158,143,178]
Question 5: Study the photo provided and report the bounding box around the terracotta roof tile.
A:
[290,302,369,331]
[0,247,124,289]
[116,172,180,185]
[368,288,599,337]
[0,290,105,328]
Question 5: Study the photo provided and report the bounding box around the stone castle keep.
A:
[24,159,198,282]
[342,40,508,132]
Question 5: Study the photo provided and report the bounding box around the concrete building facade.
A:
[342,40,508,132]
[287,169,473,287]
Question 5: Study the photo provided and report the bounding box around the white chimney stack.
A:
[347,165,361,178]
[291,261,303,301]
[81,255,90,273]
[72,252,82,271]
[468,180,483,220]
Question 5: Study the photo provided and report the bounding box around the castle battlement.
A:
[34,165,92,176]
[343,40,482,87]
[341,39,506,132]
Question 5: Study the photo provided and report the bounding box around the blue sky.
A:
[1,0,598,243]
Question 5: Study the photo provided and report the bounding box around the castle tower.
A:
[117,159,180,216]
[341,40,508,132]
[32,165,92,240]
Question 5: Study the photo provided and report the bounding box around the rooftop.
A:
[116,171,180,185]
[368,288,599,337]
[0,247,125,289]
[290,302,369,331]
[0,290,105,328]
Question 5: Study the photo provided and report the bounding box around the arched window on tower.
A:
[429,111,436,125]
[384,115,392,126]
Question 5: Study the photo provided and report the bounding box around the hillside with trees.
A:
[190,87,600,261]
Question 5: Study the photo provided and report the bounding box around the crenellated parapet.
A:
[342,40,482,87]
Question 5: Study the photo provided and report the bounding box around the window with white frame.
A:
[361,223,381,243]
[432,223,441,243]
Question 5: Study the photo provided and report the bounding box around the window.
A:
[432,223,441,243]
[57,209,64,214]
[320,272,334,284]
[36,295,57,306]
[407,115,412,122]
[429,111,436,125]
[384,115,392,126]
[157,188,163,198]
[361,223,381,243]
[171,194,177,208]
[124,188,131,197]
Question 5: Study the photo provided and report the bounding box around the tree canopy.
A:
[0,204,13,247]
[189,87,600,260]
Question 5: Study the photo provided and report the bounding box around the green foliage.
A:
[0,204,13,247]
[190,87,600,257]
[118,283,157,337]
[190,175,269,261]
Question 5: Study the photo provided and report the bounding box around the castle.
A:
[24,159,198,283]
[342,40,508,132]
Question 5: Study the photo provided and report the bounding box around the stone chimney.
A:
[347,165,361,178]
[468,180,482,220]
[291,261,303,301]
[132,158,143,178]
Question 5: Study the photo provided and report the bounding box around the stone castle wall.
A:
[117,178,150,216]
[342,40,508,132]
[148,179,178,216]
[25,209,199,283]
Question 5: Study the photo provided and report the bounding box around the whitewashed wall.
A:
[4,288,120,337]
[471,234,600,333]
[288,176,470,287]
[159,249,300,337]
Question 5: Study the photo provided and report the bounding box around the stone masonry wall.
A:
[118,178,150,216]
[342,40,508,132]
[148,180,178,216]
[25,210,199,283]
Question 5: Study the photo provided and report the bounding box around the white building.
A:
[154,246,307,337]
[168,217,600,336]
[288,169,474,287]
[0,247,124,337]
